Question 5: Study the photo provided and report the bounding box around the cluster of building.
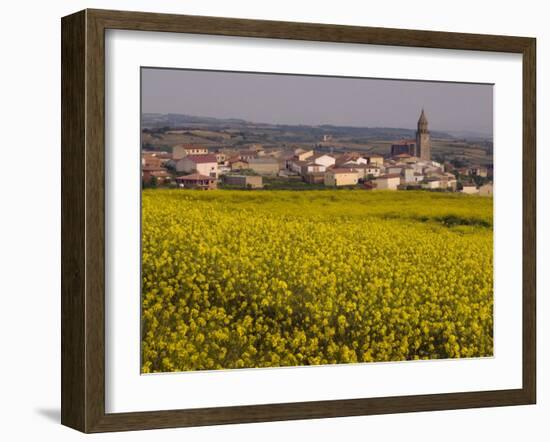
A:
[141,109,493,195]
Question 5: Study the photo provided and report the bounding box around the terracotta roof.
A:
[176,173,215,181]
[142,166,166,172]
[182,154,217,164]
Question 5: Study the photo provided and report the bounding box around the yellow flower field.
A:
[141,189,493,373]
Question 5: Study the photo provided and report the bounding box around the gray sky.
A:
[142,68,493,136]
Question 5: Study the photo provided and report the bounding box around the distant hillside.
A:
[142,113,248,127]
[141,113,454,140]
[443,130,493,141]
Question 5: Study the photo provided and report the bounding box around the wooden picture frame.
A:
[61,8,536,433]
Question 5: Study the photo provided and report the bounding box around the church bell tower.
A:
[416,109,431,161]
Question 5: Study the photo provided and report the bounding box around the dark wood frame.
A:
[61,8,536,433]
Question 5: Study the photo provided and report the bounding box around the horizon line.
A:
[141,112,494,138]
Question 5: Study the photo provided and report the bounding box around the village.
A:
[141,110,493,195]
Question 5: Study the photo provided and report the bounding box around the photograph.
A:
[140,68,494,374]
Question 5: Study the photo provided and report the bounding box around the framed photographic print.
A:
[61,9,536,433]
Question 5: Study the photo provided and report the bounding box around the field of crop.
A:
[141,189,493,373]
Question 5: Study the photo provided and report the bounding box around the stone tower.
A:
[416,109,431,161]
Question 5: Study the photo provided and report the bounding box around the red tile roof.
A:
[176,173,215,181]
[183,154,217,164]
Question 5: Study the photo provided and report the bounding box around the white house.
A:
[309,153,336,168]
[386,166,404,175]
[349,164,380,179]
[444,173,458,190]
[301,162,327,174]
[324,168,359,186]
[423,164,444,175]
[364,165,381,177]
[401,167,415,183]
[374,174,401,190]
[176,154,219,177]
[288,159,308,174]
[421,178,443,190]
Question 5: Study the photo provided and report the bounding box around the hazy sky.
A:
[142,68,493,136]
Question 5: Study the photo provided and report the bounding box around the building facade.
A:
[175,173,217,190]
[175,154,218,177]
[324,169,359,186]
[223,175,263,189]
[247,158,280,175]
[229,159,249,171]
[172,144,209,160]
[391,140,417,157]
[142,167,171,185]
[309,153,336,168]
[364,154,384,167]
[374,174,401,190]
[415,109,431,161]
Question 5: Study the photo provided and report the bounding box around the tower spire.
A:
[416,108,431,160]
[418,108,428,126]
